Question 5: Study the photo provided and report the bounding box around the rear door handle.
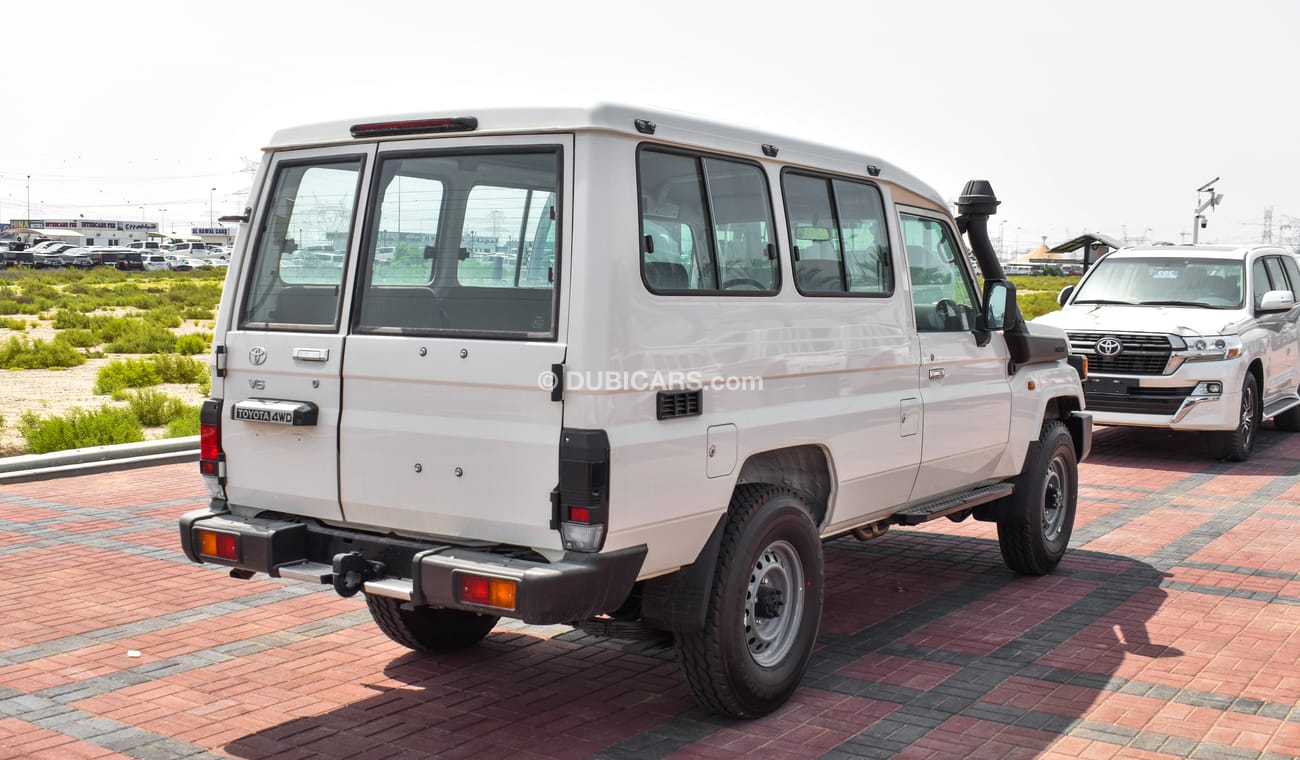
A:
[293,347,330,362]
[928,368,945,380]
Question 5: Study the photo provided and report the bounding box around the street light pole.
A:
[209,188,216,227]
[159,208,167,235]
[26,175,30,219]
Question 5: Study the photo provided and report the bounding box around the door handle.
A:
[293,347,330,362]
[928,368,945,380]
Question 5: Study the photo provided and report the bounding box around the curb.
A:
[0,437,199,485]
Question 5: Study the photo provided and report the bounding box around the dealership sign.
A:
[192,227,232,236]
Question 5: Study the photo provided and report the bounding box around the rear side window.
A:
[354,149,561,338]
[638,148,778,294]
[239,158,364,329]
[782,172,892,296]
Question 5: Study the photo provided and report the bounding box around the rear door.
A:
[900,210,1013,501]
[338,135,571,550]
[220,145,374,521]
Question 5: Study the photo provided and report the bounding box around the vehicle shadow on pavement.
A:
[223,534,1179,759]
[1089,423,1300,475]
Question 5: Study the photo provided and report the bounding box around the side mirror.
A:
[1058,284,1075,306]
[1259,290,1295,312]
[981,279,1011,331]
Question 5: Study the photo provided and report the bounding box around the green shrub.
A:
[166,409,201,437]
[1018,290,1065,321]
[0,336,87,369]
[94,358,162,394]
[174,334,208,355]
[0,316,28,330]
[105,320,177,353]
[153,353,208,384]
[197,372,211,396]
[53,310,93,329]
[55,329,100,348]
[125,389,195,427]
[18,406,145,454]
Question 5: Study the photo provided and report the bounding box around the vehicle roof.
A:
[266,103,947,209]
[1104,244,1290,260]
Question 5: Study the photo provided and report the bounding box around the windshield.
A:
[1072,257,1244,309]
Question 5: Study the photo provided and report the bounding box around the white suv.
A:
[1035,244,1300,460]
[179,105,1090,718]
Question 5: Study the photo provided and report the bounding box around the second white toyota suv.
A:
[1035,244,1300,460]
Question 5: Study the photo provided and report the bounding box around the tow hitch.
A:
[332,551,386,598]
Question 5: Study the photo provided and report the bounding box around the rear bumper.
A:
[180,503,646,625]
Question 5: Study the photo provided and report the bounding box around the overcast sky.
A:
[2,0,1297,253]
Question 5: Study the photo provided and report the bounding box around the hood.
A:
[1033,304,1250,337]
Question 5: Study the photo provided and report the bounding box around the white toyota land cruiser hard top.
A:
[1035,244,1300,462]
[180,105,1091,718]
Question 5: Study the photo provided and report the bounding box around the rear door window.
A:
[239,158,364,329]
[353,148,562,338]
[782,172,892,296]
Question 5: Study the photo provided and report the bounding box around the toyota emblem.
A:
[249,346,267,366]
[1095,337,1123,356]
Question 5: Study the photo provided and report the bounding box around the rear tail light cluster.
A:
[199,399,226,499]
[458,573,517,611]
[195,528,239,561]
[555,429,610,552]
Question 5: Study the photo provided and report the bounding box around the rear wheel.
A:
[997,420,1078,575]
[1207,374,1260,461]
[365,594,498,653]
[675,484,823,719]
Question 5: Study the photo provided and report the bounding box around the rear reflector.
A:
[350,117,478,138]
[459,573,517,611]
[196,529,239,561]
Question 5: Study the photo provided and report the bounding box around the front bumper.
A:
[1083,373,1241,432]
[180,503,646,625]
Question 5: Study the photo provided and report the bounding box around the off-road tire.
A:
[365,594,498,653]
[997,419,1078,576]
[1207,373,1261,461]
[675,484,823,719]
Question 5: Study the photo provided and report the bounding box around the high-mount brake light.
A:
[349,117,478,138]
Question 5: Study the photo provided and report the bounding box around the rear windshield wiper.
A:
[1139,300,1213,308]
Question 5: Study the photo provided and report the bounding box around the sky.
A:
[2,0,1298,255]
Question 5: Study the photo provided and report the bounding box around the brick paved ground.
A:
[1,425,1297,759]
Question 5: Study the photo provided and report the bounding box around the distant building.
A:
[5,218,159,247]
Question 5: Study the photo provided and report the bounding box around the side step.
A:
[890,483,1013,526]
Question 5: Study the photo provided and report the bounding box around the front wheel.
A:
[1206,373,1261,461]
[997,420,1078,575]
[365,594,498,653]
[675,484,824,719]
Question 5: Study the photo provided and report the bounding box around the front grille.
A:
[1067,332,1173,375]
[1085,386,1195,415]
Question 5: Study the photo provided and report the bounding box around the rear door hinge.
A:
[549,488,561,529]
[214,345,227,378]
[549,363,564,402]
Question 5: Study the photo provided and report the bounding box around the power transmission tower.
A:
[1262,207,1273,243]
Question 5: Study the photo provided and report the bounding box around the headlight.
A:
[1180,335,1242,362]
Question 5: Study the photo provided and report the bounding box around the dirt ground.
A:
[0,322,210,457]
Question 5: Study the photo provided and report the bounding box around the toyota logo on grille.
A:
[1095,337,1123,356]
[248,346,267,366]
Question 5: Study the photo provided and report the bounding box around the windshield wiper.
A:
[1073,298,1137,305]
[1140,300,1213,308]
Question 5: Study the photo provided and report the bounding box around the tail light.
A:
[199,399,226,499]
[458,573,517,611]
[555,429,610,552]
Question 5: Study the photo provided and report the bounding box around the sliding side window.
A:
[782,171,892,296]
[638,148,778,294]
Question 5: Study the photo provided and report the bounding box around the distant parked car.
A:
[28,241,78,256]
[142,254,169,271]
[126,241,163,253]
[58,249,95,269]
[31,252,66,269]
[116,252,145,271]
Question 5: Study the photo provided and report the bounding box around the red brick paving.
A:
[0,425,1298,758]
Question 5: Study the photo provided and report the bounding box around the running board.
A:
[1263,397,1300,419]
[890,483,1014,526]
